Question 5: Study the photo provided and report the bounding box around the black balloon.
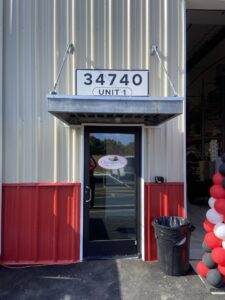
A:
[202,241,212,253]
[221,154,225,163]
[219,163,225,176]
[206,269,224,288]
[202,253,217,269]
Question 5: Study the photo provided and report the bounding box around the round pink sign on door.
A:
[98,155,128,170]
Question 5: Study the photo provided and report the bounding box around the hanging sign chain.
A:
[151,45,178,97]
[51,42,75,94]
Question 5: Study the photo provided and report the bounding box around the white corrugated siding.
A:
[144,0,185,182]
[2,0,185,183]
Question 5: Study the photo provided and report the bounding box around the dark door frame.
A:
[83,125,142,259]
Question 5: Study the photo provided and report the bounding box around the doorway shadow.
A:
[89,218,109,240]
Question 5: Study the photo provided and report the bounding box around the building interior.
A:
[186,9,225,259]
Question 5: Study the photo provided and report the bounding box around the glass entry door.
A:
[83,127,141,258]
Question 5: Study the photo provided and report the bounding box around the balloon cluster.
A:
[197,154,225,288]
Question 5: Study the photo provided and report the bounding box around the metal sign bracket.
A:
[151,44,178,97]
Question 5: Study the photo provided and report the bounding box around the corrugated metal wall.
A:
[144,117,185,182]
[144,183,184,261]
[1,183,81,264]
[2,0,185,183]
[144,0,185,182]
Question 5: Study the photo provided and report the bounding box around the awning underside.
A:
[47,94,183,126]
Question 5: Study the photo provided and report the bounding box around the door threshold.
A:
[85,254,140,261]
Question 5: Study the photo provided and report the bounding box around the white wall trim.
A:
[80,123,145,259]
[66,123,162,129]
[79,125,84,261]
[141,126,145,260]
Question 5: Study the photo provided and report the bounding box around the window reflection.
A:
[89,133,136,241]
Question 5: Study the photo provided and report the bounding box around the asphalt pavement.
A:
[0,259,225,300]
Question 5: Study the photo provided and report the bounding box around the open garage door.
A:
[186,7,225,259]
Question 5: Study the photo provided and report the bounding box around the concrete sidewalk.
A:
[0,259,224,300]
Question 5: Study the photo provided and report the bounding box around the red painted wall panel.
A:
[0,183,81,265]
[1,182,183,264]
[145,183,184,261]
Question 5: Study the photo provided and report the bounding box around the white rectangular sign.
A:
[76,69,149,96]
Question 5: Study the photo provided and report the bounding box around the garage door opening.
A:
[186,8,225,259]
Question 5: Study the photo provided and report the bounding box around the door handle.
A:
[85,185,92,203]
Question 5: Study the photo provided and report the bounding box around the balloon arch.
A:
[197,154,225,288]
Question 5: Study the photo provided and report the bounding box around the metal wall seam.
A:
[15,0,20,182]
[53,0,58,182]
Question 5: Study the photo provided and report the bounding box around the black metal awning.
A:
[47,94,183,126]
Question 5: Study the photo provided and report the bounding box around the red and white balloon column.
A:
[197,155,225,287]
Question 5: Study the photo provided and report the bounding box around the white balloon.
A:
[214,223,225,240]
[208,197,216,209]
[222,241,225,249]
[206,208,223,224]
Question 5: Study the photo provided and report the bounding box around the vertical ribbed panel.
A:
[145,183,184,261]
[1,183,81,264]
[144,116,184,182]
[144,0,185,182]
[2,0,185,183]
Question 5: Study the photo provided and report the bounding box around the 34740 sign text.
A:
[76,69,149,96]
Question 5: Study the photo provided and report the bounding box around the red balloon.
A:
[196,261,209,277]
[213,173,225,185]
[210,185,225,199]
[204,232,222,249]
[218,264,225,276]
[212,248,225,266]
[203,219,215,232]
[214,198,225,215]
